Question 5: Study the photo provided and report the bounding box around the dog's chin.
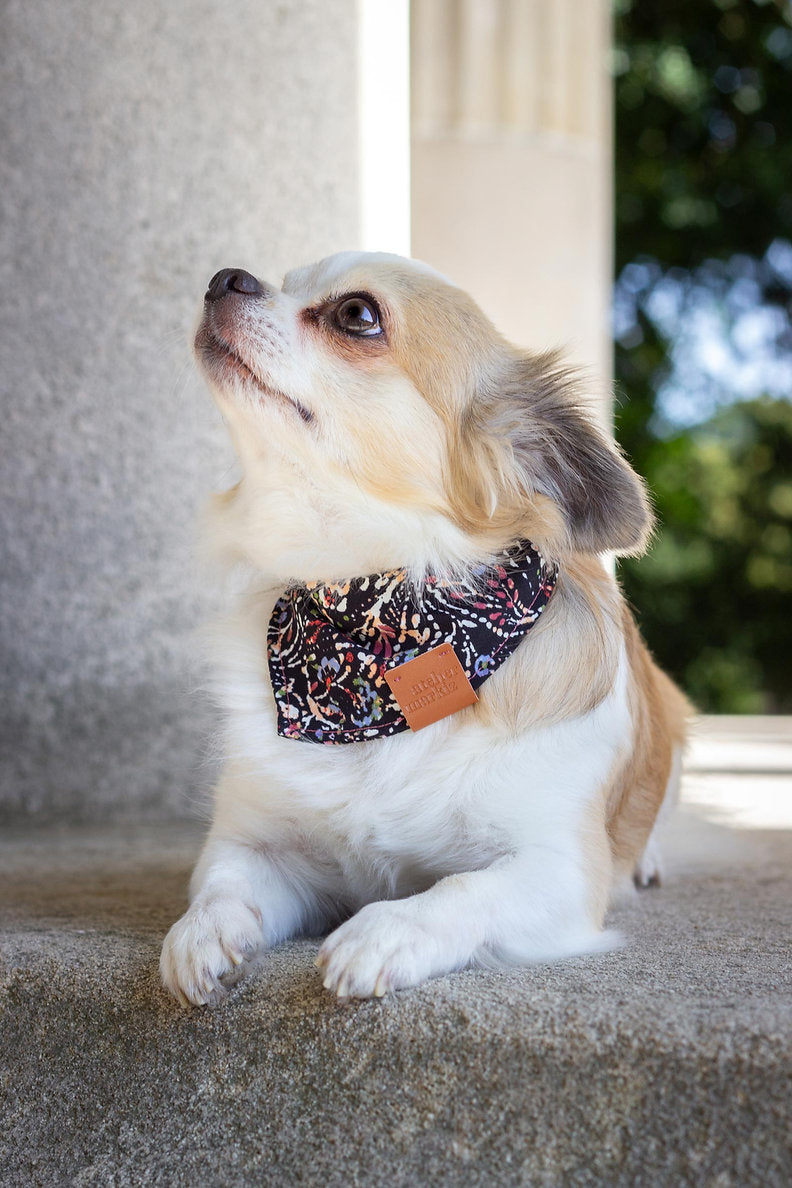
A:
[194,325,314,424]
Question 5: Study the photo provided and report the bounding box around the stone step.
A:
[686,715,792,776]
[1,761,791,1186]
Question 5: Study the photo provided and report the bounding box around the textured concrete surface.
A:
[1,739,790,1187]
[0,0,360,820]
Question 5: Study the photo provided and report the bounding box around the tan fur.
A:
[606,607,691,872]
[580,792,615,928]
[476,556,623,734]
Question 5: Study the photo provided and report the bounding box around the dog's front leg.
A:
[316,846,611,998]
[160,831,313,1006]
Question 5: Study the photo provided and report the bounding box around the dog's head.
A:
[195,251,651,580]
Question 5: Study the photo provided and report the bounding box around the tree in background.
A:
[614,0,792,711]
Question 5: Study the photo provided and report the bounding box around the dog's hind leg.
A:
[633,744,683,890]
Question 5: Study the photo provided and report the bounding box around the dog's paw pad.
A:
[633,869,662,890]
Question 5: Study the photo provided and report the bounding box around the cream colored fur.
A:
[160,251,688,1005]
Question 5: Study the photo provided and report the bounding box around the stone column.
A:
[0,0,409,819]
[411,0,613,394]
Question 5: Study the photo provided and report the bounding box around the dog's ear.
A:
[493,352,653,556]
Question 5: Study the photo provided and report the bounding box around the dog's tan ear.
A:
[495,352,653,556]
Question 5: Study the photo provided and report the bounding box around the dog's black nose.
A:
[205,268,265,302]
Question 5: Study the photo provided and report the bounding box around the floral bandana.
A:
[267,541,558,745]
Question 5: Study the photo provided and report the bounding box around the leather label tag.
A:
[383,644,478,732]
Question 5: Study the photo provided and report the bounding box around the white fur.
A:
[160,250,664,1005]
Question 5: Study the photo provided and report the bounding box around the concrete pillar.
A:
[0,1,409,819]
[411,0,612,394]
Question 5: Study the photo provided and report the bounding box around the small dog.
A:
[160,251,688,1006]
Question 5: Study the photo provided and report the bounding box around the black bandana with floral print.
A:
[267,541,558,745]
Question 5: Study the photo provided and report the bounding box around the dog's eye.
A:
[333,295,382,337]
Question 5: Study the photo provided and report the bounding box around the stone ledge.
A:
[1,776,790,1187]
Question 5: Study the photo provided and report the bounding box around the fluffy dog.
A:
[160,251,688,1006]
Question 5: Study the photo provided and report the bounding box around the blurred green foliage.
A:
[614,0,792,712]
[623,399,792,712]
[614,0,792,271]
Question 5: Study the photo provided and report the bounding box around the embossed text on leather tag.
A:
[383,644,478,732]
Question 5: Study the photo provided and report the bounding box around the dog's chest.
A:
[265,726,510,892]
[218,594,517,893]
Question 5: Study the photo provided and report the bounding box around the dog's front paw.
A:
[316,901,452,999]
[160,897,264,1007]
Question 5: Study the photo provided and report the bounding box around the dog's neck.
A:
[208,460,489,586]
[267,541,559,745]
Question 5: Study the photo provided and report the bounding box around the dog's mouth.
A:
[196,327,314,425]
